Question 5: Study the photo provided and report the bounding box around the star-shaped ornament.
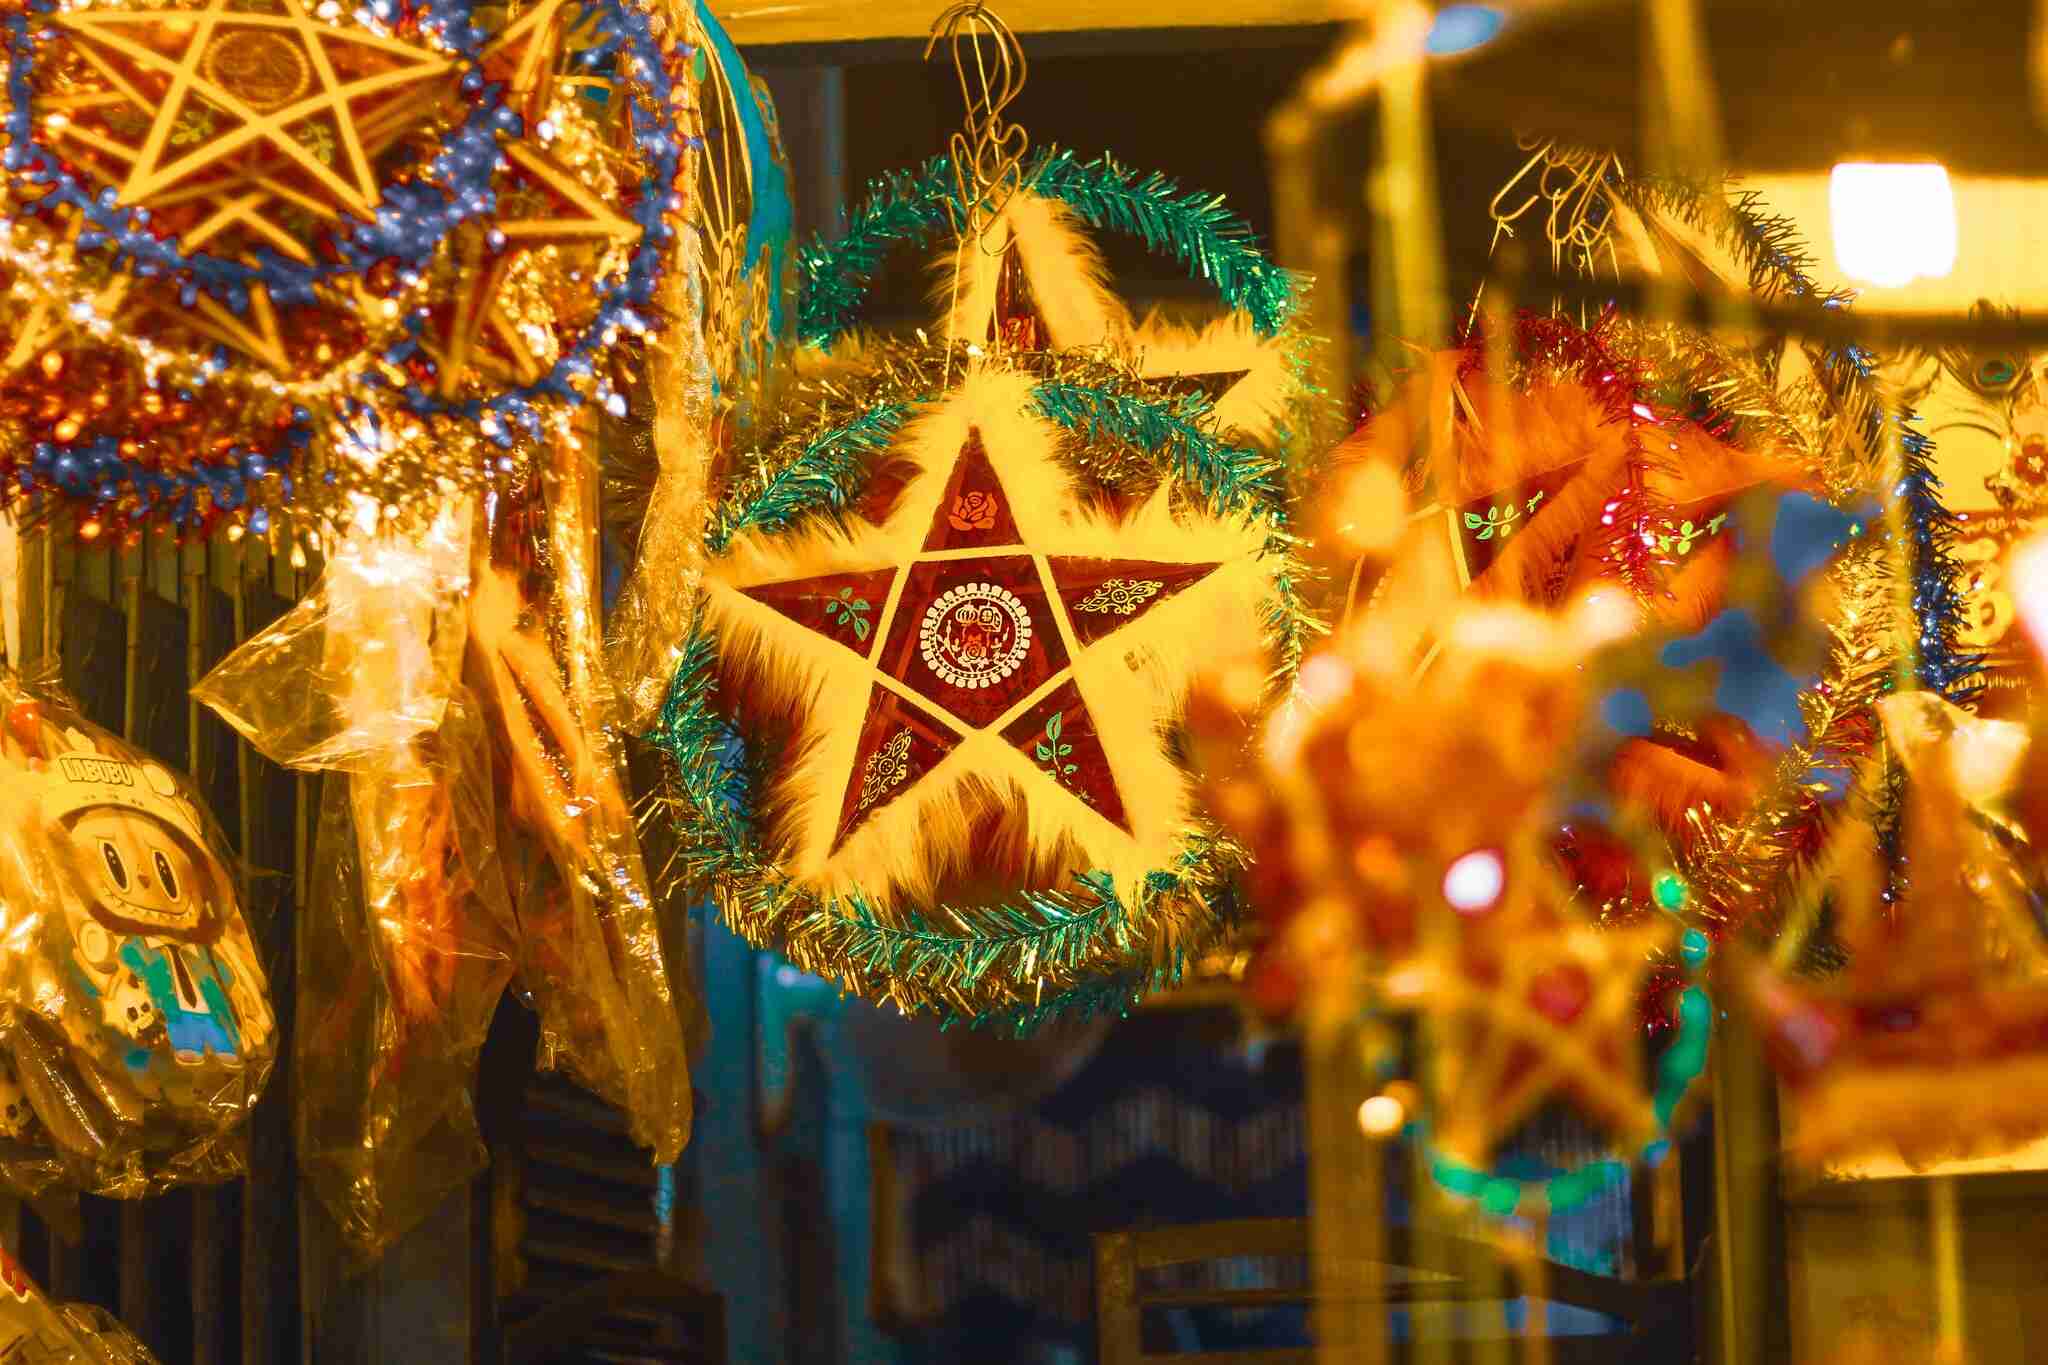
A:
[713,369,1267,894]
[706,195,1290,904]
[32,0,638,387]
[1394,854,1673,1165]
[44,0,455,238]
[411,0,643,396]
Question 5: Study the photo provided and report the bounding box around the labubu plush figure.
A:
[0,670,273,1196]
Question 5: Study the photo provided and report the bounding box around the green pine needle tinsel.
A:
[798,147,1304,349]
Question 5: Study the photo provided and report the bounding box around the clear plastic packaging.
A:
[197,505,518,1260]
[0,1243,157,1362]
[469,439,692,1164]
[201,474,695,1251]
[0,668,274,1199]
[193,501,474,772]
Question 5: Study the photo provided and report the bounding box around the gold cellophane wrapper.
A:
[470,426,693,1163]
[297,692,518,1260]
[0,668,275,1200]
[0,1242,159,1362]
[197,503,522,1259]
[609,230,717,734]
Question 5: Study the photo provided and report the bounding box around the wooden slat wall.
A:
[5,523,309,1364]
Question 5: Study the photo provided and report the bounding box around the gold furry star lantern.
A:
[651,156,1323,1026]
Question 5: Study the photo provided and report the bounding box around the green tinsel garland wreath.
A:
[649,347,1315,1030]
[797,148,1306,351]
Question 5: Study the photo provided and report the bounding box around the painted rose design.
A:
[948,491,999,532]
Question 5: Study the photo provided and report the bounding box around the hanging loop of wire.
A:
[1488,136,1625,278]
[924,1,1032,252]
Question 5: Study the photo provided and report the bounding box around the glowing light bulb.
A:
[2012,530,2048,653]
[1829,163,1956,288]
[1358,1094,1406,1138]
[1442,848,1505,914]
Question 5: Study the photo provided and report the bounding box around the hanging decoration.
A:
[1490,148,1978,702]
[171,0,705,1259]
[1747,688,2048,1168]
[651,2,1324,1028]
[195,502,521,1260]
[0,1241,158,1362]
[198,457,698,1259]
[1191,447,1709,1203]
[0,668,274,1201]
[1189,158,1980,1218]
[1339,151,1983,950]
[606,0,795,731]
[0,0,693,545]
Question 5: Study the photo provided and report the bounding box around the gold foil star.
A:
[49,0,455,233]
[413,0,641,396]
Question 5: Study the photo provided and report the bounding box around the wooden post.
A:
[1705,1002,1787,1365]
[1308,1011,1387,1365]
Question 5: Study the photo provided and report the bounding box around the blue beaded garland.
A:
[2,0,693,530]
[2,0,506,306]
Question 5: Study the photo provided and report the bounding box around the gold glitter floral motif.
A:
[1075,579,1163,616]
[855,729,914,814]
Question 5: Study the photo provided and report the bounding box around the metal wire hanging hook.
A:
[1488,136,1624,278]
[924,2,1032,252]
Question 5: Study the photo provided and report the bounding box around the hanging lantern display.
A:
[649,6,1327,1027]
[0,0,692,545]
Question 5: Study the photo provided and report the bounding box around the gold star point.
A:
[49,0,454,223]
[1422,870,1673,1165]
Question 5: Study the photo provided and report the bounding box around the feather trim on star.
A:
[1131,308,1296,449]
[705,366,1273,915]
[934,195,1132,353]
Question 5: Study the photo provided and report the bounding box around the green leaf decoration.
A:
[1035,742,1053,760]
[1463,512,1485,529]
[852,618,870,641]
[1046,713,1063,743]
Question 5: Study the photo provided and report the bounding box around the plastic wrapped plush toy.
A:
[0,670,274,1197]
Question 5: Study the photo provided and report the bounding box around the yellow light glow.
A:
[1358,1094,1406,1139]
[1829,163,1958,289]
[2011,529,2048,654]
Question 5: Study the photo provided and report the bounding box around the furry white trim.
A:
[707,366,1272,914]
[935,196,1132,353]
[1131,309,1296,449]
